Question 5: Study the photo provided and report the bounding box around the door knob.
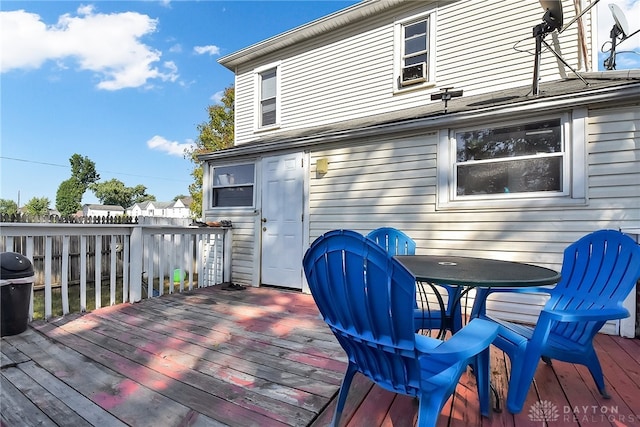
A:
[261,218,267,223]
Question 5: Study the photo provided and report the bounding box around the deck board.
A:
[2,286,639,426]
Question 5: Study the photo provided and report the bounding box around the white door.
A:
[261,152,304,289]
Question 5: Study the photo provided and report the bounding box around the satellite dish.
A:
[539,0,563,32]
[603,3,639,70]
[531,0,588,95]
[609,3,629,38]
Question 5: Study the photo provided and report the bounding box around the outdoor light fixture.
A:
[316,158,328,174]
[430,87,463,113]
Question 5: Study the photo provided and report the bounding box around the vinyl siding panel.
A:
[436,1,586,91]
[233,0,592,144]
[220,214,257,286]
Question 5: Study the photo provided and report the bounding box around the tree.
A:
[0,199,18,216]
[55,154,100,217]
[90,178,155,208]
[70,154,100,186]
[187,85,235,218]
[23,197,50,216]
[56,179,85,217]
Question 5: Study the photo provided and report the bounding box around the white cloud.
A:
[169,43,182,53]
[147,135,195,157]
[0,6,179,90]
[194,45,220,56]
[211,90,224,103]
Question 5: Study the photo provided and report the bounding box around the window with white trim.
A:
[456,118,563,196]
[211,163,255,208]
[437,111,587,209]
[255,62,280,129]
[394,12,435,90]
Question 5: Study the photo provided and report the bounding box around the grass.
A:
[31,276,199,320]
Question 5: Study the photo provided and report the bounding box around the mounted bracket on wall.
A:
[430,87,463,114]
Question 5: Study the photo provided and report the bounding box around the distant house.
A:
[127,198,192,219]
[82,204,125,217]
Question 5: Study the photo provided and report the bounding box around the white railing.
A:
[0,222,232,320]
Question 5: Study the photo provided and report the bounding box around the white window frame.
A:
[254,61,281,131]
[393,10,436,93]
[209,162,256,210]
[437,109,587,210]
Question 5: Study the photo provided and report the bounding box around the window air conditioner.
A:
[401,62,427,86]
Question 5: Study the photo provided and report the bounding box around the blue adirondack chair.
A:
[303,229,499,427]
[367,227,463,334]
[474,229,640,414]
[366,227,417,255]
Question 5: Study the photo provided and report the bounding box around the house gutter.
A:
[198,82,639,161]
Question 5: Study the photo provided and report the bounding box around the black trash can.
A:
[1,252,34,337]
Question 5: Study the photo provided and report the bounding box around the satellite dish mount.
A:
[532,0,591,95]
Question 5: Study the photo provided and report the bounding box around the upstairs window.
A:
[395,12,434,90]
[211,164,255,208]
[402,20,428,85]
[255,62,280,129]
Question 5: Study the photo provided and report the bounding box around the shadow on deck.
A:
[1,286,639,426]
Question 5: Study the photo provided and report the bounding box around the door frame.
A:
[257,151,309,290]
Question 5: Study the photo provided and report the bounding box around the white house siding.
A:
[307,104,639,333]
[232,0,593,145]
[215,212,257,286]
[587,106,640,213]
[309,134,438,238]
[436,0,589,90]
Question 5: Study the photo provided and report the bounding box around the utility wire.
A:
[0,156,191,182]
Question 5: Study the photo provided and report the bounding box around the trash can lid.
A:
[1,252,34,280]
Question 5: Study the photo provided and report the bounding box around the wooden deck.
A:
[2,286,639,427]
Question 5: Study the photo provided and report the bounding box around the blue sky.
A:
[1,0,639,209]
[0,0,357,208]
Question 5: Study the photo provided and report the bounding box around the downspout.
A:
[574,0,590,71]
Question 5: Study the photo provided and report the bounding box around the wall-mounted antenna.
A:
[532,0,593,96]
[603,4,640,70]
[430,87,463,114]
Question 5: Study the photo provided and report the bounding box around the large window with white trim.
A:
[438,111,587,209]
[456,118,563,196]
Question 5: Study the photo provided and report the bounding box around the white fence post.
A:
[129,225,143,302]
[223,228,233,283]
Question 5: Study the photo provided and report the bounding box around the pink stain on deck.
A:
[93,379,140,410]
[137,342,160,353]
[226,373,255,387]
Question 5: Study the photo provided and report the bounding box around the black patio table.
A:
[394,254,561,412]
[394,255,561,334]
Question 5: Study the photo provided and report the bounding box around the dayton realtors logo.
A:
[529,400,560,423]
[528,401,639,424]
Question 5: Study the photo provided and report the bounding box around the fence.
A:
[0,217,232,320]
